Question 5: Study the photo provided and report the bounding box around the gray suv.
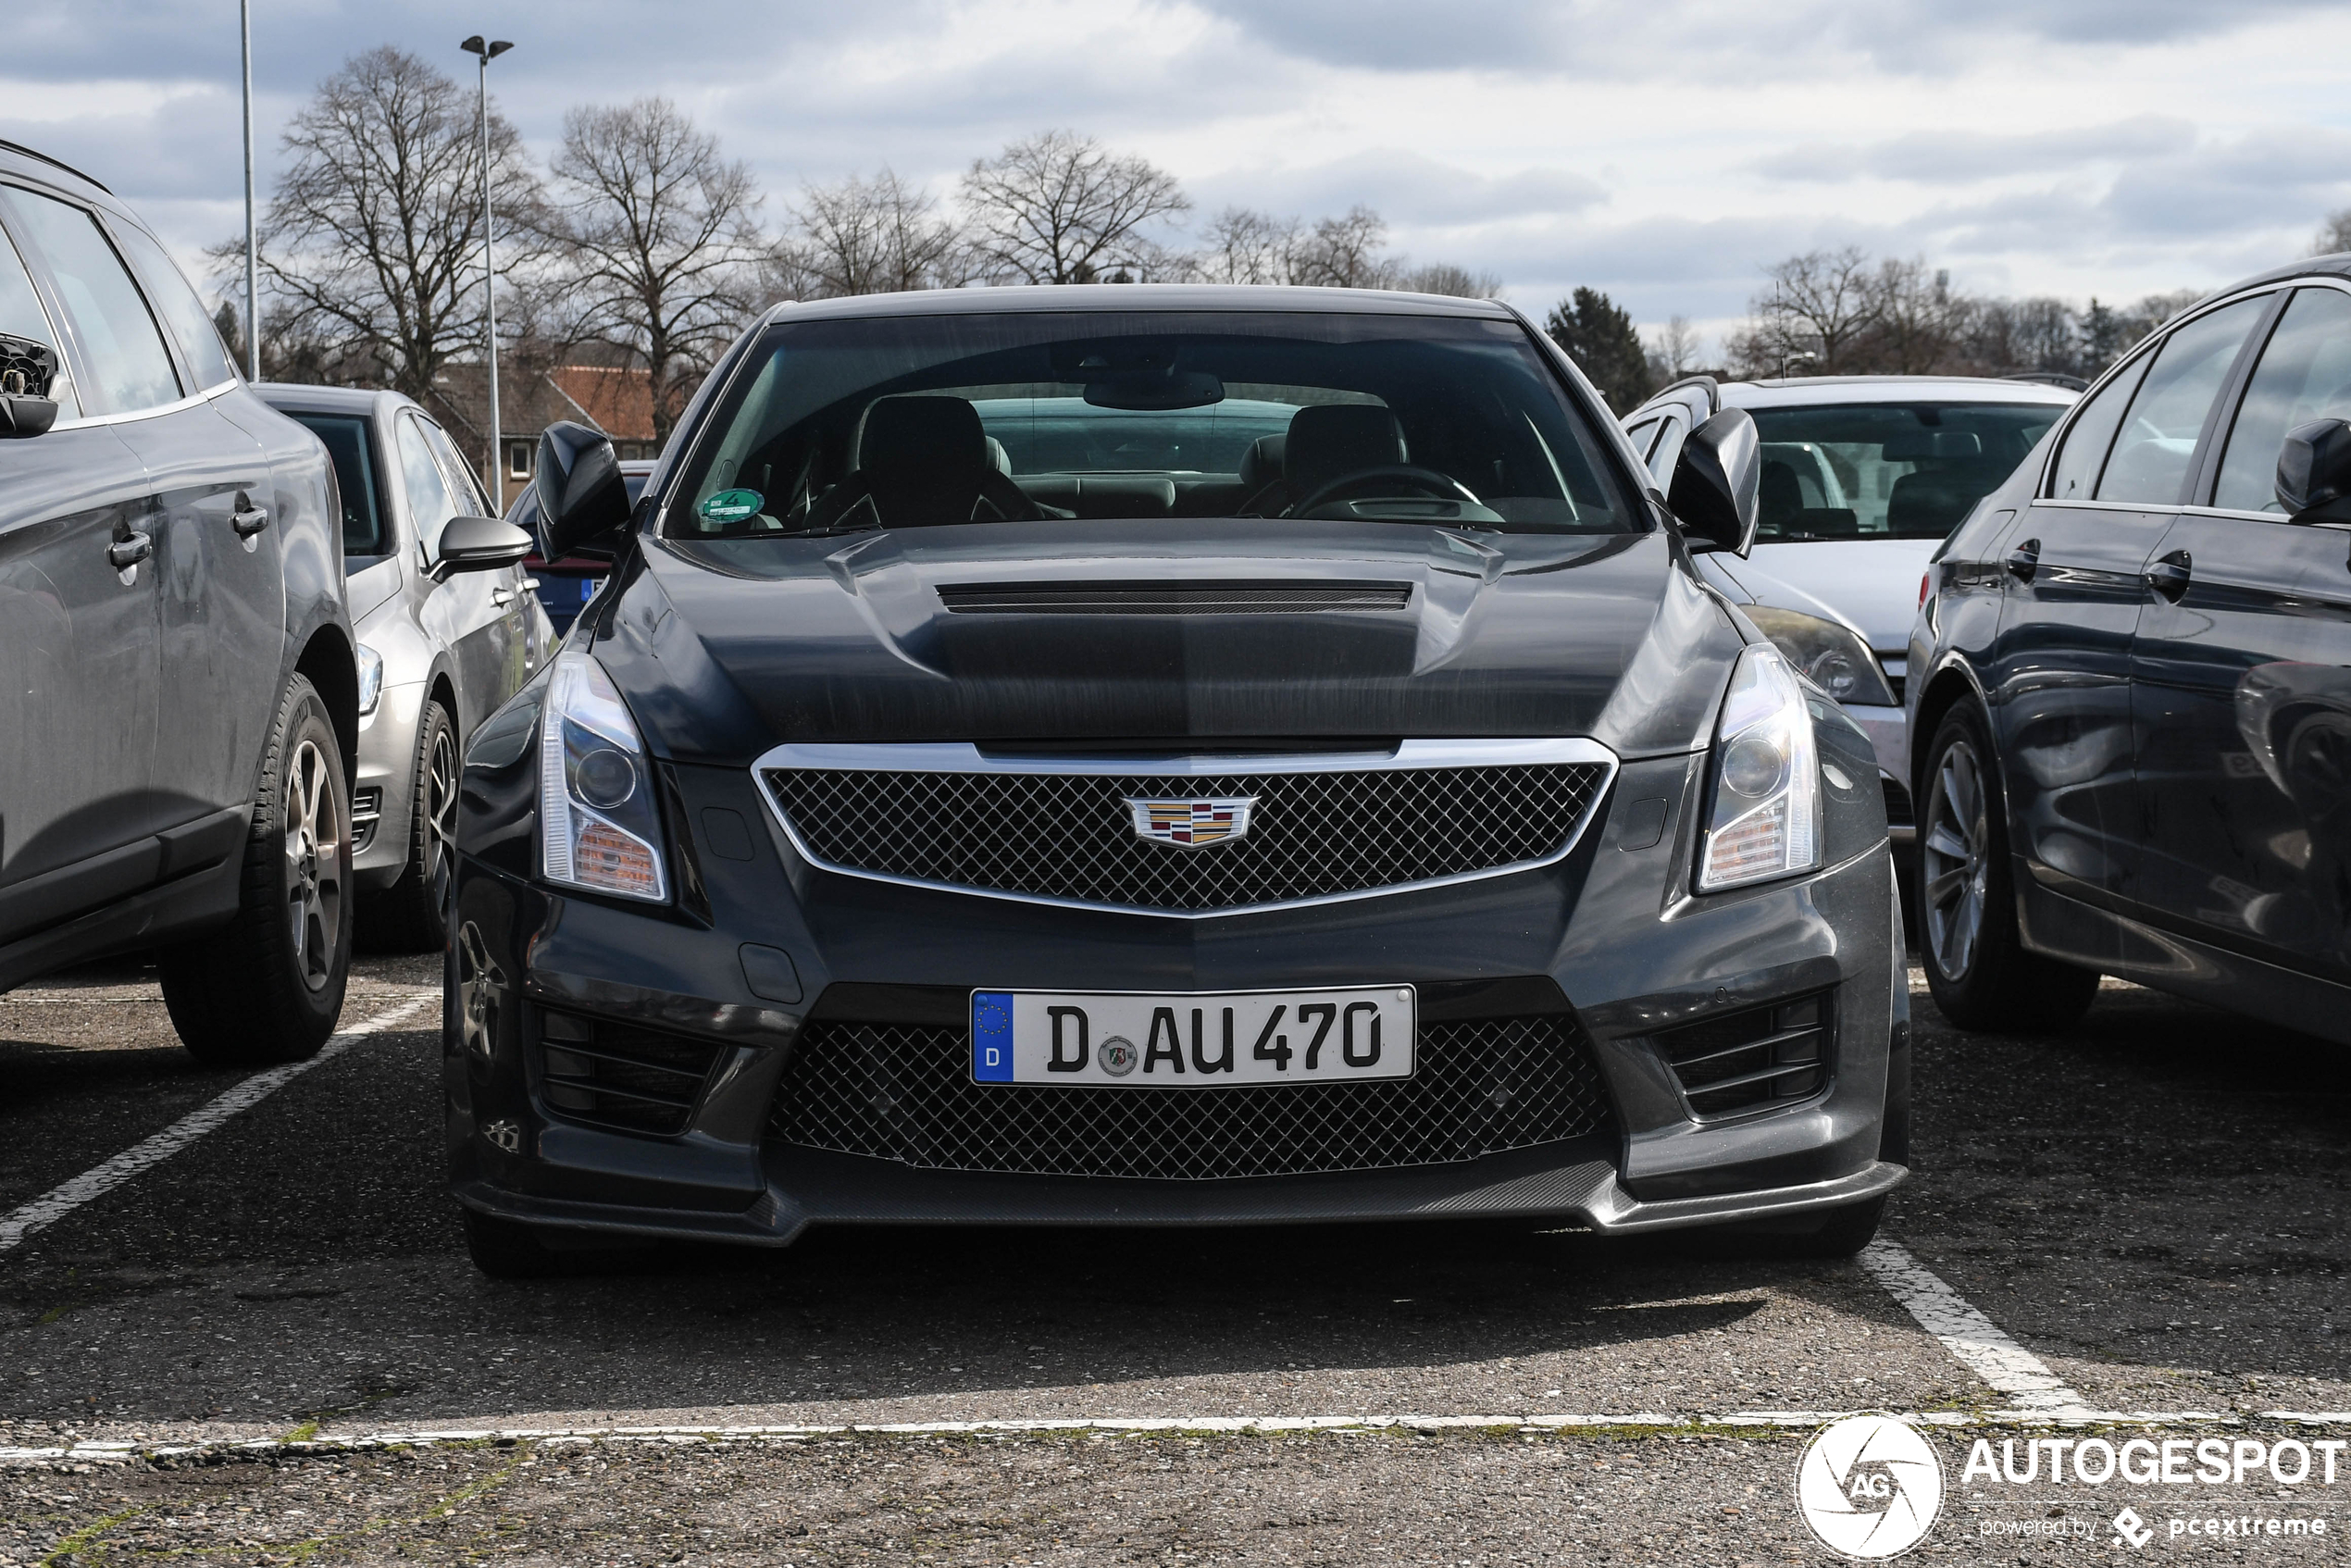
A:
[0,141,365,1061]
[257,385,547,948]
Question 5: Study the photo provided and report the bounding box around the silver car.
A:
[257,384,549,948]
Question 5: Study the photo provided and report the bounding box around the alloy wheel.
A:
[425,722,458,922]
[283,737,345,989]
[1922,737,1989,982]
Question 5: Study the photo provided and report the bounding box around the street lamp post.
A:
[460,35,513,507]
[240,0,257,380]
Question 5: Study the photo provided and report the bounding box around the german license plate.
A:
[970,986,1415,1086]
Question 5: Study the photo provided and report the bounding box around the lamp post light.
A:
[460,34,513,507]
[240,0,257,380]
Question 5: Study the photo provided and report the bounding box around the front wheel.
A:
[159,674,353,1064]
[360,700,456,952]
[1915,704,2099,1034]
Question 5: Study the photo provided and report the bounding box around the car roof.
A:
[761,282,1519,327]
[253,382,418,417]
[0,139,112,196]
[2200,255,2351,295]
[1714,376,2079,409]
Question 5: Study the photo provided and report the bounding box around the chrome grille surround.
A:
[770,1011,1615,1179]
[752,739,1618,917]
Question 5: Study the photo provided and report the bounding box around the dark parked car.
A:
[0,141,357,1061]
[255,384,544,948]
[447,285,1905,1276]
[1910,257,2351,1039]
[505,459,653,636]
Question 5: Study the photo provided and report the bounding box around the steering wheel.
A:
[1278,465,1483,518]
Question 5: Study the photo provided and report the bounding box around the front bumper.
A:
[446,747,1903,1244]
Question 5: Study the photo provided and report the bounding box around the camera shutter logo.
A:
[1794,1414,1945,1560]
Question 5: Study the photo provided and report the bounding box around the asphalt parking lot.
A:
[2,957,2346,1564]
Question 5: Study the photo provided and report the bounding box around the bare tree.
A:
[1647,315,1701,380]
[2315,209,2351,257]
[1289,206,1394,288]
[534,97,765,439]
[1732,246,1882,377]
[960,130,1189,284]
[226,46,540,402]
[1865,256,1974,374]
[789,169,964,297]
[1195,205,1299,285]
[1392,261,1501,298]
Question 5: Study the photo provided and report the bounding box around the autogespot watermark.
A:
[1795,1421,2344,1560]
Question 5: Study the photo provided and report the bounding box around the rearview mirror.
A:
[2277,418,2351,522]
[535,420,632,561]
[0,393,57,439]
[1667,407,1760,556]
[433,515,534,579]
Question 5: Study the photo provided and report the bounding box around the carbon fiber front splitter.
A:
[452,1139,1905,1249]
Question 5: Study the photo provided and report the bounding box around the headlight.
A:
[1741,605,1897,707]
[538,649,668,903]
[1698,643,1822,892]
[355,644,384,716]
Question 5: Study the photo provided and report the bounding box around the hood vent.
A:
[938,579,1413,616]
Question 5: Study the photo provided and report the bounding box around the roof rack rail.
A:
[2001,371,2088,392]
[0,139,111,195]
[1650,374,1721,416]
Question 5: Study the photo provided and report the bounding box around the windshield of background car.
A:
[668,311,1639,538]
[286,413,387,557]
[1746,402,2064,541]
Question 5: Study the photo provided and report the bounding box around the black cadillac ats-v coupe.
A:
[444,286,1906,1276]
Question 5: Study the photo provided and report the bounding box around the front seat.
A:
[1758,459,1803,534]
[1275,404,1408,505]
[806,395,1041,529]
[1886,465,1995,536]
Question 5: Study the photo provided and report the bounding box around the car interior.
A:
[1748,403,2063,541]
[673,319,1637,538]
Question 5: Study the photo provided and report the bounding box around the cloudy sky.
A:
[8,0,2351,352]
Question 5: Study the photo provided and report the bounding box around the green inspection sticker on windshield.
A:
[698,488,764,523]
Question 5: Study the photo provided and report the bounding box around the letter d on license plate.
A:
[971,986,1415,1086]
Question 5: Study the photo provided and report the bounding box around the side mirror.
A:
[1666,407,1760,556]
[433,515,534,579]
[0,393,58,439]
[2277,418,2351,521]
[535,420,632,561]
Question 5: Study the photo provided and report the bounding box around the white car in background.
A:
[1623,374,2079,847]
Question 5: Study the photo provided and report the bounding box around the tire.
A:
[360,700,457,952]
[1914,703,2101,1033]
[462,1209,566,1280]
[159,674,354,1064]
[1775,1196,1886,1260]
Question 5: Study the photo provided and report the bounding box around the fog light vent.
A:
[534,1010,726,1137]
[1653,990,1832,1118]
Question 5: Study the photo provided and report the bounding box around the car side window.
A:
[396,413,463,560]
[1,185,181,415]
[1623,417,1658,456]
[2212,287,2351,514]
[418,418,491,518]
[1647,411,1689,483]
[0,215,78,417]
[2047,355,2150,502]
[2096,295,2268,505]
[106,219,238,391]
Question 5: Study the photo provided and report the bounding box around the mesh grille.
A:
[769,1013,1614,1179]
[762,763,1609,912]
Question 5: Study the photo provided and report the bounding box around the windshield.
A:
[667,311,1638,538]
[1747,402,2064,541]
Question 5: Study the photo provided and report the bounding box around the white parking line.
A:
[1860,1238,2091,1414]
[0,994,435,1257]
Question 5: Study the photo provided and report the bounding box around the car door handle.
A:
[107,530,154,569]
[2004,539,2040,581]
[230,496,269,537]
[2144,550,2192,602]
[491,588,515,607]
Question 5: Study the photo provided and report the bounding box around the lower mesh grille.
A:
[769,1013,1614,1179]
[1654,991,1832,1118]
[536,1010,727,1137]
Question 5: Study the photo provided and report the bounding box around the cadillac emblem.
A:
[1126,796,1256,849]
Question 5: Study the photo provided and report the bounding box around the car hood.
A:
[586,520,1747,765]
[1706,538,1937,656]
